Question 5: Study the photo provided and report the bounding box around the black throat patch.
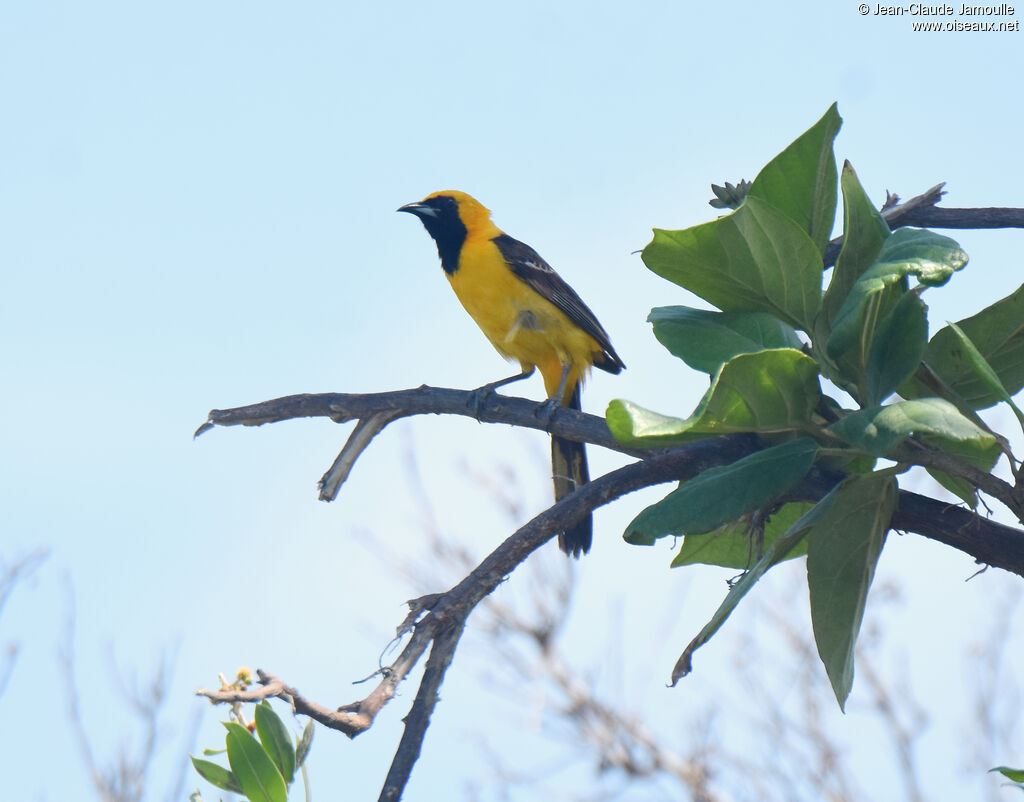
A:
[417,196,467,275]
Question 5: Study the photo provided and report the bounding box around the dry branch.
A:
[822,182,1024,267]
[196,386,1024,576]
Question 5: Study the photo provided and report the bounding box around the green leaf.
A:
[878,228,968,286]
[642,196,823,331]
[648,306,803,375]
[671,501,815,568]
[747,103,841,254]
[925,468,979,509]
[224,722,288,802]
[828,398,998,459]
[991,767,1024,783]
[191,756,243,795]
[807,472,896,710]
[902,284,1024,409]
[944,321,1024,429]
[863,291,928,406]
[606,399,695,446]
[820,162,891,331]
[825,264,906,369]
[608,349,821,447]
[671,495,835,684]
[827,229,967,365]
[625,438,819,545]
[295,719,315,768]
[919,427,1002,479]
[255,701,296,785]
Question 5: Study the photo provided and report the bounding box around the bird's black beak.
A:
[397,201,437,218]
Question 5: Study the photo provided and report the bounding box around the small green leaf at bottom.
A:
[991,766,1024,783]
[225,721,288,802]
[191,756,243,795]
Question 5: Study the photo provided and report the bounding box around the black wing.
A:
[493,233,625,374]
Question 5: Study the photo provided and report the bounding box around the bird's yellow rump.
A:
[399,190,624,556]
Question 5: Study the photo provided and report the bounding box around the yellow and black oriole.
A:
[399,190,625,557]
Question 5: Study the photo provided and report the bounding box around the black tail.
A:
[551,385,591,557]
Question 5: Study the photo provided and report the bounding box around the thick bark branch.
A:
[196,385,642,455]
[196,386,1024,575]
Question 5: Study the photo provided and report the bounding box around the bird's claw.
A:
[535,395,561,427]
[467,383,497,421]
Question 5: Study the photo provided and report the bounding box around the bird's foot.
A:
[535,395,561,427]
[467,382,500,421]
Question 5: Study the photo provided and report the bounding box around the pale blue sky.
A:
[3,1,1023,800]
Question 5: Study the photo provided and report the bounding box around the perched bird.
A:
[398,190,625,556]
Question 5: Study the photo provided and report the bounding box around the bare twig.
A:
[968,586,1022,802]
[198,670,394,737]
[857,653,928,802]
[62,587,182,802]
[0,549,47,616]
[319,410,402,501]
[0,548,48,697]
[823,182,1024,267]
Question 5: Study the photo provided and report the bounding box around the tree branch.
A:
[196,386,633,455]
[823,182,1024,267]
[378,621,465,802]
[197,670,382,737]
[196,386,1024,575]
[319,410,402,501]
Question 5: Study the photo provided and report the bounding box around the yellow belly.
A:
[447,236,598,400]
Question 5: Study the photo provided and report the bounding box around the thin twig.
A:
[0,549,48,697]
[319,410,401,501]
[823,182,1024,267]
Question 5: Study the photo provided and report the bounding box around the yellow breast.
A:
[447,236,598,399]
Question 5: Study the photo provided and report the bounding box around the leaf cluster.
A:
[192,700,314,802]
[608,103,1024,708]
